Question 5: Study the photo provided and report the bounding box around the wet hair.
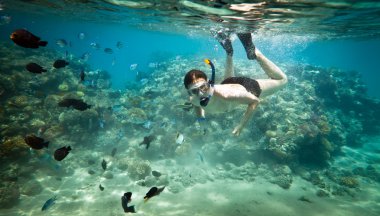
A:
[184,69,207,89]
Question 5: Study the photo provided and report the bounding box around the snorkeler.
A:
[184,33,287,136]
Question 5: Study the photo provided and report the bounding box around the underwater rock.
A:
[43,125,65,140]
[96,79,111,89]
[157,174,169,186]
[58,109,98,130]
[21,180,43,196]
[30,119,46,129]
[43,94,62,109]
[58,82,69,91]
[103,171,113,179]
[0,135,30,159]
[88,170,95,175]
[127,159,152,180]
[167,181,184,194]
[117,159,129,171]
[270,174,293,189]
[316,189,329,197]
[143,176,157,187]
[174,142,192,157]
[126,108,148,125]
[339,176,359,188]
[7,95,29,108]
[0,182,20,209]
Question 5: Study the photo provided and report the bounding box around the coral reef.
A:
[126,159,152,180]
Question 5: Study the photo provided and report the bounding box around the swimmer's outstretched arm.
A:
[231,94,259,136]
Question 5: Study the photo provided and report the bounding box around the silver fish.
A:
[56,39,67,48]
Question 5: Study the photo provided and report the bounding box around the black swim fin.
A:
[216,32,233,56]
[237,33,256,60]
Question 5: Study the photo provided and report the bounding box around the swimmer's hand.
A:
[232,125,243,136]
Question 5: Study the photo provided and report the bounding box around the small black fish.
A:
[99,184,104,191]
[111,148,117,157]
[26,62,47,74]
[139,135,155,149]
[10,29,48,48]
[101,159,107,170]
[79,69,85,82]
[41,195,57,211]
[151,171,161,178]
[121,192,136,213]
[298,196,312,203]
[104,48,113,54]
[116,41,123,49]
[144,186,165,202]
[24,134,49,150]
[54,146,71,161]
[53,59,69,69]
[58,98,91,111]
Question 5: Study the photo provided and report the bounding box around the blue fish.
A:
[197,152,204,163]
[41,195,57,211]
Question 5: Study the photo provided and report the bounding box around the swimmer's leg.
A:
[225,54,234,79]
[237,33,256,60]
[214,32,234,79]
[255,48,288,97]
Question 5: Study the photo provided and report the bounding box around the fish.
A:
[101,159,107,170]
[79,69,85,82]
[10,29,47,48]
[98,119,105,128]
[151,171,161,177]
[58,98,91,111]
[54,146,71,161]
[80,52,90,61]
[175,133,184,145]
[26,63,47,74]
[56,39,68,48]
[116,41,123,49]
[111,57,116,66]
[78,32,85,40]
[41,195,57,211]
[104,48,113,54]
[121,192,136,213]
[99,184,104,191]
[143,121,152,129]
[24,134,49,150]
[173,102,193,111]
[111,148,117,157]
[53,59,69,69]
[0,15,11,25]
[144,186,165,202]
[139,135,155,149]
[298,196,312,203]
[90,42,100,49]
[130,64,138,70]
[197,152,204,163]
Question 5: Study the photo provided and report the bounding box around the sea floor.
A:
[1,137,379,216]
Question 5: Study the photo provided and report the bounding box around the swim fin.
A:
[237,33,256,60]
[216,32,233,56]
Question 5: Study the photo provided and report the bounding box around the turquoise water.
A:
[1,1,380,215]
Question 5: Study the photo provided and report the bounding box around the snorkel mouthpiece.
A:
[199,59,216,107]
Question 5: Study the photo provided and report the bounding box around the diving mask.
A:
[188,81,210,96]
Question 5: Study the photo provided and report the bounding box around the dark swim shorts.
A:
[221,77,261,97]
